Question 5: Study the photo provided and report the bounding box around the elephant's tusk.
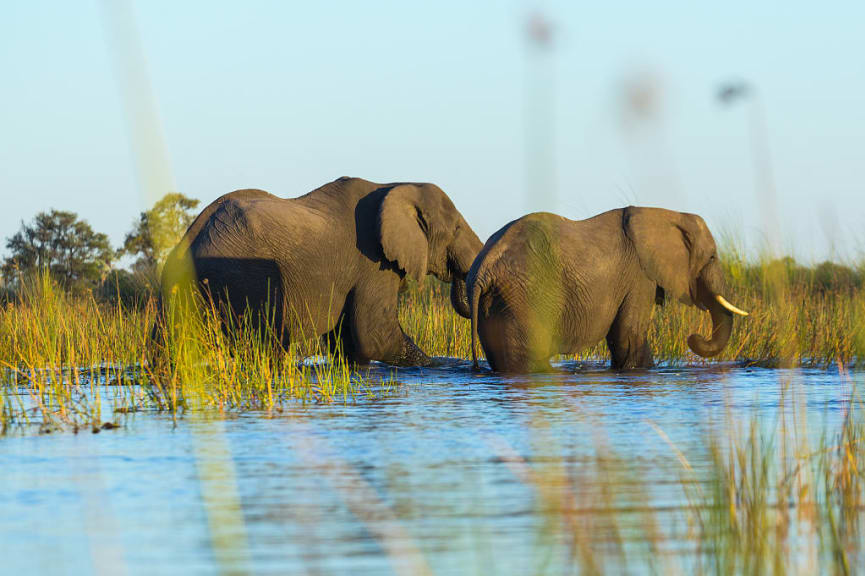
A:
[716,294,749,316]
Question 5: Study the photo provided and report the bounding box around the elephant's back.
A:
[159,189,274,291]
[174,189,278,260]
[472,214,563,281]
[163,187,354,329]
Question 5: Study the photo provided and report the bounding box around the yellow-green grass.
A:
[0,273,388,432]
[399,279,474,359]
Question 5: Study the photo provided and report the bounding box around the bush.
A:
[96,269,154,309]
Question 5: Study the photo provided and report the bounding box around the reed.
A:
[2,263,865,572]
[399,279,474,359]
[1,253,863,433]
[0,272,386,432]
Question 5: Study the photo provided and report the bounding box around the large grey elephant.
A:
[467,207,748,372]
[159,176,482,366]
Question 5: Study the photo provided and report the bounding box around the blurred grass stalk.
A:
[511,371,864,574]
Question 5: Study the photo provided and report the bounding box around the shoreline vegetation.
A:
[2,199,861,428]
[0,250,862,431]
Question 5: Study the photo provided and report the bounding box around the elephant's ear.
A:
[378,185,428,283]
[623,206,702,306]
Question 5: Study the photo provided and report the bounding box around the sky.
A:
[1,0,863,263]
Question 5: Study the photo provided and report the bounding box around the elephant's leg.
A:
[606,284,655,370]
[479,293,552,373]
[348,286,432,367]
[322,312,357,359]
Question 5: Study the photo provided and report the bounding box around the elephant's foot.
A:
[610,347,654,370]
[611,359,655,371]
[607,326,654,370]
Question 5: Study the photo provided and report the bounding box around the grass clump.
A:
[0,272,388,433]
[399,279,473,359]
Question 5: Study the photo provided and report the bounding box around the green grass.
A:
[2,255,864,432]
[0,272,390,433]
[2,254,864,433]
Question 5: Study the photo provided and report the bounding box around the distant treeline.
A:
[725,256,865,293]
[1,193,199,306]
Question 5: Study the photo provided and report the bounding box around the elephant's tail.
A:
[470,277,482,371]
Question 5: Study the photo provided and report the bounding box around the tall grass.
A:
[1,253,863,433]
[399,279,474,359]
[0,273,387,433]
[0,274,148,432]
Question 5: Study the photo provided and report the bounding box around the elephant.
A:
[467,207,749,372]
[158,176,483,366]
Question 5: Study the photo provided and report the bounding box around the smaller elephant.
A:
[467,207,748,372]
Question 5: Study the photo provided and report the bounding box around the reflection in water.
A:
[0,365,860,574]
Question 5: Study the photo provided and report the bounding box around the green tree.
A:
[2,210,114,291]
[122,193,200,277]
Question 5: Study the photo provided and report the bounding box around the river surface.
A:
[0,362,860,575]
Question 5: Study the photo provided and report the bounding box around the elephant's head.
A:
[378,183,483,318]
[623,206,748,358]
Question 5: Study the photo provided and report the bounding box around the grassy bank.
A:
[0,274,387,433]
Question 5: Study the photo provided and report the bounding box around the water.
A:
[0,362,860,575]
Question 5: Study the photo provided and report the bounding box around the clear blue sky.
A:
[1,0,863,262]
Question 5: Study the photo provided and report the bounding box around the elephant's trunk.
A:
[687,279,734,358]
[447,224,483,320]
[450,275,471,319]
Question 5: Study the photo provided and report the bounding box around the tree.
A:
[2,210,114,291]
[122,193,200,277]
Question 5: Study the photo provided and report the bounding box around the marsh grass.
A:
[0,272,392,433]
[399,279,474,359]
[398,254,865,573]
[2,253,863,432]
